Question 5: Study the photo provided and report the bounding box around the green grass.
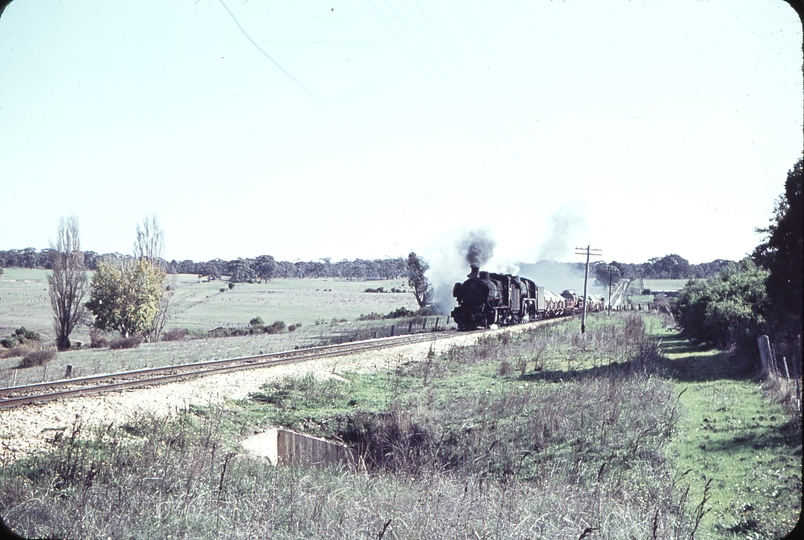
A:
[1,307,799,538]
[643,279,689,292]
[0,269,419,341]
[0,269,424,386]
[0,268,56,342]
[656,334,801,538]
[167,274,418,332]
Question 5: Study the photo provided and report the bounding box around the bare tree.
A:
[48,216,89,351]
[133,215,172,342]
[134,213,165,263]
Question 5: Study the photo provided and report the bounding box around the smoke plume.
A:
[460,230,496,267]
[536,207,587,261]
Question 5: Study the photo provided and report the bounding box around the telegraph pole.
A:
[574,245,602,333]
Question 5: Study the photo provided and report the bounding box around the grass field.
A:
[0,268,424,387]
[643,279,689,292]
[0,268,419,341]
[3,312,798,538]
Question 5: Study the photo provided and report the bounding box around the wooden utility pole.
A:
[575,245,602,333]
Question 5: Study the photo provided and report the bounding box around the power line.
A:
[218,0,317,101]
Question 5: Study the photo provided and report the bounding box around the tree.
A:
[85,257,166,338]
[134,213,165,263]
[230,259,256,283]
[133,215,172,341]
[47,216,89,351]
[199,261,222,281]
[753,158,803,337]
[673,259,769,348]
[406,252,432,308]
[593,263,621,288]
[253,255,277,282]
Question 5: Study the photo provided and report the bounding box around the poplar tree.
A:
[48,216,89,350]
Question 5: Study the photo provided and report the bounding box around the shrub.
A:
[18,350,56,369]
[0,345,30,359]
[249,316,265,328]
[163,328,189,342]
[89,329,109,348]
[14,327,41,342]
[2,327,42,349]
[109,335,143,350]
[384,307,418,319]
[263,320,286,334]
[228,282,235,290]
[287,323,302,332]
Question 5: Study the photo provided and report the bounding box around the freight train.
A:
[450,266,603,331]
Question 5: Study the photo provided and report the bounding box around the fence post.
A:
[408,321,413,334]
[758,335,773,376]
[391,324,395,337]
[65,364,73,379]
[434,317,440,332]
[422,318,427,330]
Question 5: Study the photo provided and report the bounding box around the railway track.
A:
[0,331,460,410]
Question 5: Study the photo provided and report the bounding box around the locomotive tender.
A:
[450,266,603,331]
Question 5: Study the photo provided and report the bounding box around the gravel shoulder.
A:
[0,327,521,464]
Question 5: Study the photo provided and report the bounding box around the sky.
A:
[0,0,801,272]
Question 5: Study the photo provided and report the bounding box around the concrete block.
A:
[243,428,358,470]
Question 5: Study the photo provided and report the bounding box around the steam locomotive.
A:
[450,266,603,331]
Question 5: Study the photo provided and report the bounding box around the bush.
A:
[287,323,302,332]
[384,307,418,319]
[162,328,189,342]
[18,350,56,369]
[249,316,265,328]
[262,320,286,334]
[14,327,41,342]
[0,345,30,359]
[673,260,769,348]
[89,329,110,348]
[109,335,143,350]
[2,327,42,349]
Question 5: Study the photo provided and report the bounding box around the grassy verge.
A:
[1,313,798,538]
[655,334,802,538]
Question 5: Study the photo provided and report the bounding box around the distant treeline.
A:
[0,248,408,282]
[520,254,735,282]
[0,249,732,283]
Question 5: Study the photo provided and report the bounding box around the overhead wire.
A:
[445,0,532,178]
[413,0,525,178]
[218,0,318,101]
[370,0,525,181]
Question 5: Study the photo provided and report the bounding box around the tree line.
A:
[0,249,409,282]
[673,158,803,351]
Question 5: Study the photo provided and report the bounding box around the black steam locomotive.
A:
[450,266,603,331]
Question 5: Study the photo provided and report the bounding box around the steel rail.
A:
[0,331,457,409]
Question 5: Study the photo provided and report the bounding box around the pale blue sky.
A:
[0,0,801,271]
